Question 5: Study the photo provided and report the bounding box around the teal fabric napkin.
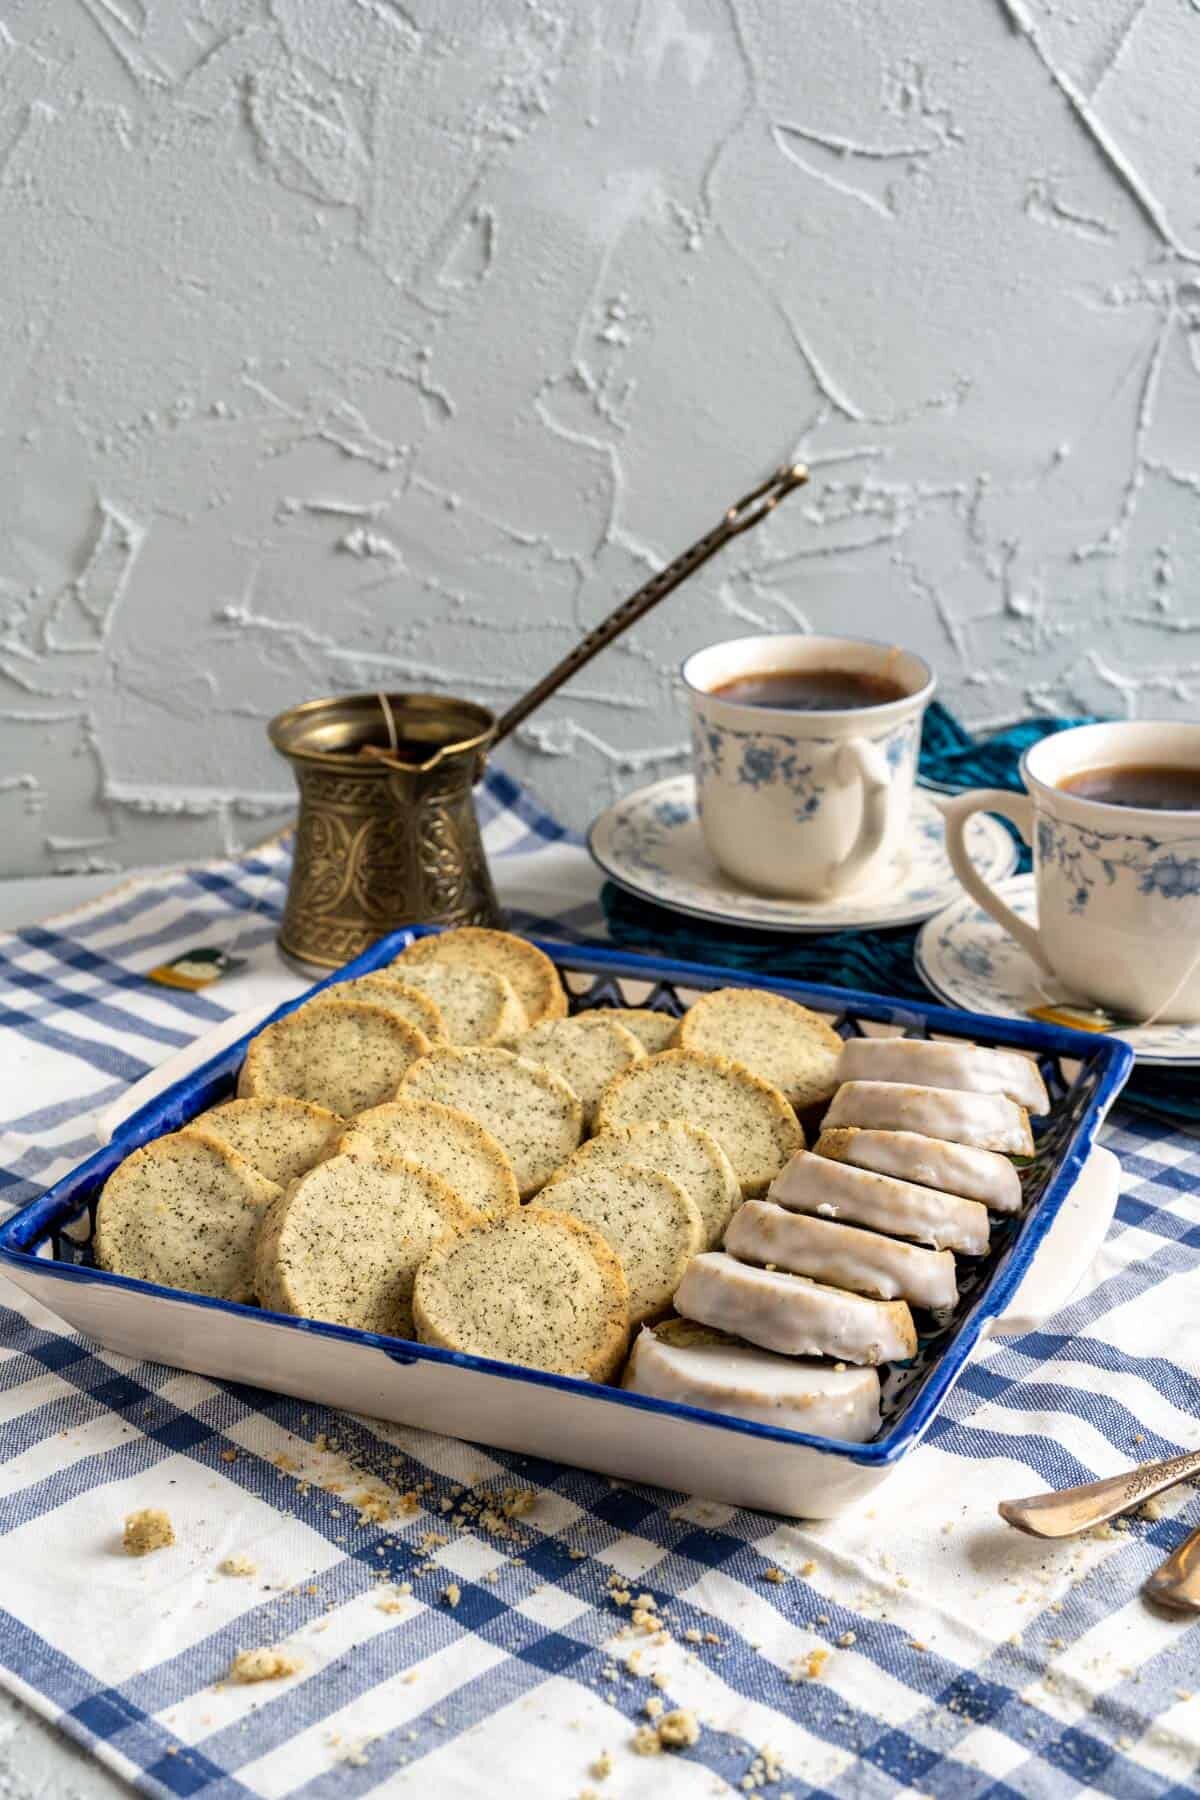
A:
[600,703,1196,1128]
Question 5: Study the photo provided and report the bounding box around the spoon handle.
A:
[492,463,809,747]
[1144,1525,1200,1614]
[998,1446,1200,1539]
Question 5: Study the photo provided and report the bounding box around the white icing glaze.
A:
[770,1150,991,1254]
[623,1326,881,1443]
[824,1081,1033,1155]
[726,1199,958,1310]
[834,1038,1049,1114]
[673,1252,916,1366]
[815,1127,1022,1213]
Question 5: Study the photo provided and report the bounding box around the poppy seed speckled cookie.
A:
[542,1121,739,1250]
[238,999,430,1116]
[197,1098,345,1187]
[593,1049,803,1196]
[537,1163,702,1326]
[512,1015,644,1127]
[399,1047,583,1198]
[255,1153,481,1339]
[337,1098,519,1217]
[394,927,566,1027]
[412,1208,630,1381]
[676,987,843,1110]
[316,974,447,1044]
[95,1128,281,1302]
[579,1008,679,1055]
[381,959,527,1046]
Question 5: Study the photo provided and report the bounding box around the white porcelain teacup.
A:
[681,635,935,900]
[944,721,1200,1023]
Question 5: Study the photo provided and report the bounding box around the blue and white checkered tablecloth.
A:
[1,771,1199,1800]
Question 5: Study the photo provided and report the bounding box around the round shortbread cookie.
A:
[399,1047,583,1198]
[337,1098,519,1217]
[513,1016,644,1126]
[537,1164,702,1326]
[383,959,527,1046]
[318,974,447,1044]
[623,1319,881,1443]
[197,1098,345,1186]
[542,1121,739,1249]
[413,1207,630,1381]
[254,1153,481,1339]
[770,1149,990,1254]
[394,928,566,1027]
[238,1000,430,1116]
[824,1081,1033,1156]
[677,988,843,1109]
[594,1049,803,1196]
[726,1199,958,1311]
[815,1127,1022,1213]
[833,1036,1049,1114]
[95,1128,281,1302]
[674,1252,917,1366]
[581,1008,679,1055]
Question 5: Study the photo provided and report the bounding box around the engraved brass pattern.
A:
[271,693,503,968]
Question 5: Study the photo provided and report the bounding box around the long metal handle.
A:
[997,1445,1200,1539]
[492,463,809,746]
[1144,1524,1200,1614]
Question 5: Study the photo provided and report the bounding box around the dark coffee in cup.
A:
[1058,764,1200,811]
[710,668,908,711]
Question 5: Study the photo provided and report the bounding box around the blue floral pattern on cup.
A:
[1035,814,1200,915]
[691,715,920,826]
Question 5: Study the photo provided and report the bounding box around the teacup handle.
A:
[823,737,891,892]
[942,789,1055,974]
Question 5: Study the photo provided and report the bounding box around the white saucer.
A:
[588,776,1017,934]
[916,873,1200,1065]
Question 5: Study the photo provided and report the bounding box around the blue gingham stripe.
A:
[1,782,1198,1800]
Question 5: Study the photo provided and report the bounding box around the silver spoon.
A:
[998,1445,1200,1539]
[1143,1525,1200,1615]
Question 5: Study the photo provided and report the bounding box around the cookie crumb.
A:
[763,1567,787,1585]
[589,1751,612,1780]
[791,1648,829,1683]
[836,1630,857,1648]
[227,1647,302,1684]
[644,1696,663,1719]
[657,1709,701,1749]
[218,1553,256,1577]
[443,1583,461,1608]
[123,1509,175,1556]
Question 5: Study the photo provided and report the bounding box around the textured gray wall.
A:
[1,0,1198,877]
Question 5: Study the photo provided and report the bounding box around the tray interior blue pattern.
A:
[0,931,1134,1468]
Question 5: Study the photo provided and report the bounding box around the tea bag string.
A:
[377,692,399,754]
[1032,939,1200,1033]
[1132,938,1200,1032]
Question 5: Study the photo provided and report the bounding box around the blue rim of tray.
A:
[0,931,1133,1471]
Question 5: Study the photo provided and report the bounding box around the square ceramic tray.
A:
[0,932,1133,1519]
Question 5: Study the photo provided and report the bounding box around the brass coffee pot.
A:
[271,464,808,968]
